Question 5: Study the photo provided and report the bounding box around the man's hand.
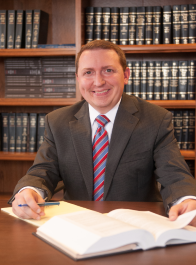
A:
[169,199,196,226]
[12,189,45,220]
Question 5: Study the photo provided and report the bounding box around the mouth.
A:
[93,89,110,95]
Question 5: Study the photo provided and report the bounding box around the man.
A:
[11,40,196,225]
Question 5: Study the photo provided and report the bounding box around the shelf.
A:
[147,100,196,109]
[121,44,196,54]
[0,48,76,57]
[181,150,195,160]
[0,98,78,106]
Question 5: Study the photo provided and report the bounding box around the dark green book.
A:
[146,61,155,100]
[154,61,162,100]
[188,110,195,150]
[25,10,33,48]
[145,6,153,44]
[169,61,179,100]
[110,7,119,44]
[126,61,133,96]
[163,6,172,44]
[16,113,22,152]
[21,113,28,152]
[29,113,37,152]
[0,10,7,48]
[188,60,196,100]
[85,7,94,43]
[7,10,16,49]
[161,61,171,100]
[119,7,129,45]
[181,5,189,44]
[173,5,181,44]
[8,113,16,152]
[136,7,145,45]
[37,113,46,150]
[1,113,9,151]
[128,7,136,45]
[188,4,196,43]
[132,61,141,98]
[15,10,25,48]
[93,7,102,40]
[178,61,188,100]
[181,110,189,150]
[141,61,147,100]
[102,7,110,41]
[153,6,162,44]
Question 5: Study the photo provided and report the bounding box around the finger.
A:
[169,203,187,221]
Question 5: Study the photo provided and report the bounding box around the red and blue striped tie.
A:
[93,115,110,201]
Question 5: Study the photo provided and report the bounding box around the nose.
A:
[94,72,105,87]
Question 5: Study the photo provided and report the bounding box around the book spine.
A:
[93,7,102,40]
[32,10,48,48]
[5,94,42,98]
[181,110,189,150]
[42,78,76,85]
[25,10,33,48]
[8,113,16,152]
[154,61,162,100]
[29,113,37,152]
[188,110,195,150]
[0,10,7,48]
[169,61,179,100]
[16,113,22,152]
[173,5,181,44]
[1,113,9,151]
[6,86,42,94]
[37,113,46,151]
[119,7,129,45]
[125,61,132,95]
[146,61,155,100]
[145,6,153,44]
[188,4,196,43]
[128,7,136,45]
[136,7,145,45]
[42,92,75,98]
[42,87,75,93]
[31,10,41,48]
[174,110,182,149]
[141,61,147,100]
[188,60,196,100]
[178,61,188,100]
[15,10,24,48]
[163,6,172,44]
[7,10,15,49]
[161,61,171,100]
[153,6,162,44]
[85,7,94,43]
[21,113,28,152]
[102,7,110,41]
[132,61,141,98]
[110,7,119,44]
[181,5,189,44]
[5,69,41,75]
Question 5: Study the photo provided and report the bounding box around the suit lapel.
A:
[104,95,139,199]
[69,102,93,200]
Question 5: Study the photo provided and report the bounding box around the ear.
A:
[75,72,79,82]
[123,67,130,85]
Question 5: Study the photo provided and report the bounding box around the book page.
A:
[107,209,196,240]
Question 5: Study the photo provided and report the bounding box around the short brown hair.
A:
[75,40,127,74]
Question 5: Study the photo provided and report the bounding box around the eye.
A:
[106,69,113,73]
[85,71,92,75]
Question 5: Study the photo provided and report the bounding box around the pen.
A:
[18,202,60,207]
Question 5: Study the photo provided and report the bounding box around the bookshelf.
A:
[0,0,196,194]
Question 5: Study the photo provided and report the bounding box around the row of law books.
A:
[4,57,76,98]
[1,112,46,153]
[124,60,196,100]
[0,10,48,49]
[169,109,195,150]
[85,4,196,45]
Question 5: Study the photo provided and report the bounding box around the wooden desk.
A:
[1,199,196,265]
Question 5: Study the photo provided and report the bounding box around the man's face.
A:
[76,49,130,114]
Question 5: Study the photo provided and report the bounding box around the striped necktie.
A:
[92,115,110,201]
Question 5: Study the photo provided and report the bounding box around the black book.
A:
[181,110,189,150]
[110,7,119,44]
[16,113,22,152]
[136,7,145,45]
[188,60,196,100]
[22,113,28,152]
[153,6,162,44]
[132,61,140,98]
[29,113,37,152]
[5,69,41,75]
[161,61,171,100]
[32,10,49,48]
[93,7,102,40]
[146,61,154,100]
[188,110,195,150]
[188,4,196,44]
[37,113,46,151]
[6,86,42,94]
[173,5,181,44]
[42,66,75,73]
[181,5,189,44]
[1,113,9,151]
[42,78,76,85]
[85,7,94,43]
[119,7,129,45]
[25,10,33,48]
[178,61,188,100]
[154,61,162,100]
[42,86,75,93]
[15,10,25,48]
[102,7,110,41]
[8,113,16,152]
[7,10,16,49]
[174,110,182,149]
[169,61,179,100]
[126,61,133,95]
[0,10,7,48]
[141,61,147,100]
[145,6,153,45]
[163,6,172,44]
[128,7,136,45]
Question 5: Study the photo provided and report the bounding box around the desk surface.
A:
[1,199,196,265]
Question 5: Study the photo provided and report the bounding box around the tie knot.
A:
[95,115,110,127]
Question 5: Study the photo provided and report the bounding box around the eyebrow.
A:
[82,65,114,71]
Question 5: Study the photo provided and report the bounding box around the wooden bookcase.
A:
[0,0,196,193]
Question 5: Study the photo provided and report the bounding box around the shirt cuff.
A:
[18,186,46,200]
[172,196,196,206]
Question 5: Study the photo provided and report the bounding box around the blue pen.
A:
[18,202,60,207]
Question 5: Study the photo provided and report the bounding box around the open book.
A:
[34,208,196,260]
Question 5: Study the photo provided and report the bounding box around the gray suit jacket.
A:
[11,94,196,210]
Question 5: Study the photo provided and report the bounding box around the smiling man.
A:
[10,40,196,225]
